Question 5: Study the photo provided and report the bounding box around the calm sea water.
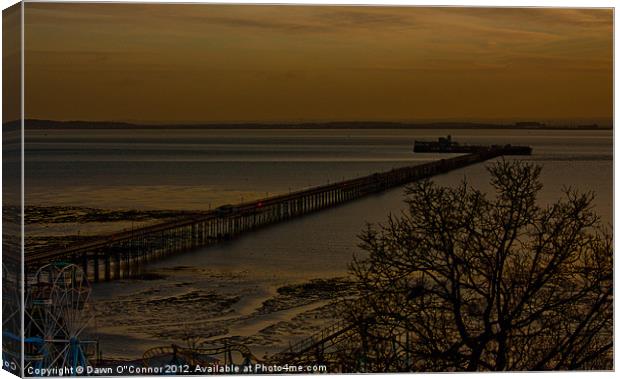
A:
[25,128,612,216]
[24,128,613,359]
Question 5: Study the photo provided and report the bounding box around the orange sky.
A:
[24,4,613,124]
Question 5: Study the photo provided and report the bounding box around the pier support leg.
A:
[93,254,99,283]
[115,253,121,280]
[82,253,88,278]
[104,254,111,281]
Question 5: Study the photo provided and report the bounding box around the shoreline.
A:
[90,272,357,362]
[7,119,613,131]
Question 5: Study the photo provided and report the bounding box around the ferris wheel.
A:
[2,262,21,372]
[24,262,97,373]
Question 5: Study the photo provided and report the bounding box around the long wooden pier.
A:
[25,146,529,281]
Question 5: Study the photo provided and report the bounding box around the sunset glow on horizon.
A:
[24,4,613,124]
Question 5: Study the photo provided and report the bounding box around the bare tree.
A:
[342,160,612,371]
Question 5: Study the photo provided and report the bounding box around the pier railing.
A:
[25,146,526,281]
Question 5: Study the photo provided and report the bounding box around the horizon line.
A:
[11,117,614,126]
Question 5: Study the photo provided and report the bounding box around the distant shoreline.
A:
[5,119,612,131]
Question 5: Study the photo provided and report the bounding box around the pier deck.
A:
[25,146,530,281]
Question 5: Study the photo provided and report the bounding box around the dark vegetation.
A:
[340,160,612,371]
